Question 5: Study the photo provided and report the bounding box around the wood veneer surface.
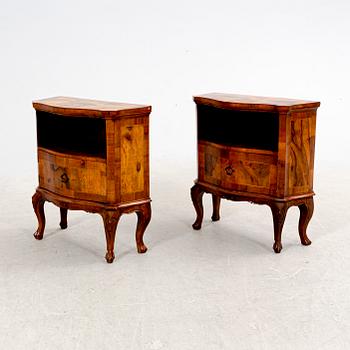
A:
[33,96,151,118]
[194,93,320,112]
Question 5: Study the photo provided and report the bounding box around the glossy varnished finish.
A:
[194,93,320,112]
[33,96,151,118]
[32,96,152,263]
[38,148,107,202]
[191,93,320,253]
[198,141,278,196]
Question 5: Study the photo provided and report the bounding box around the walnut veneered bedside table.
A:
[32,96,151,263]
[190,93,320,253]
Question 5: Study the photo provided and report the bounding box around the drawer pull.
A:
[60,173,69,183]
[225,165,234,176]
[50,164,69,183]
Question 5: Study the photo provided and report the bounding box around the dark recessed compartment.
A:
[36,111,106,158]
[197,105,279,152]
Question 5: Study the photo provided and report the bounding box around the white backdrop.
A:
[1,1,350,349]
[1,0,349,176]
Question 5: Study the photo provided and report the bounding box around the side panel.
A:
[288,109,317,196]
[119,116,150,203]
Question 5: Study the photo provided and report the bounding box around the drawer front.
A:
[38,149,107,201]
[221,155,277,194]
[199,142,277,195]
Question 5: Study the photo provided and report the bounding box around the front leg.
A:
[270,202,289,253]
[298,197,314,246]
[101,210,120,263]
[191,184,204,230]
[211,194,221,221]
[59,208,68,229]
[135,202,151,254]
[32,190,46,240]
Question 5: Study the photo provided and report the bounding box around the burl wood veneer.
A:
[32,96,151,263]
[191,93,320,253]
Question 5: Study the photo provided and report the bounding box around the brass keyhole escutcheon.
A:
[225,165,234,176]
[51,164,69,183]
[61,173,69,183]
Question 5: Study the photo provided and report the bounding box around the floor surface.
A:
[0,160,349,349]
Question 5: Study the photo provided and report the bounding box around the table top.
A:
[33,96,151,118]
[194,93,320,112]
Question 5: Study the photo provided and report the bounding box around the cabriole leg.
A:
[211,194,221,221]
[101,210,120,263]
[60,208,68,229]
[32,191,46,240]
[191,184,204,230]
[135,202,151,254]
[270,202,289,253]
[298,197,314,246]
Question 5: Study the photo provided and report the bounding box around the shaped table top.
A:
[194,93,320,112]
[33,96,151,118]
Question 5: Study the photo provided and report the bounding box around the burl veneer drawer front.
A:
[199,141,277,195]
[38,148,107,201]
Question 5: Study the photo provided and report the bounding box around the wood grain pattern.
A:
[194,93,320,112]
[192,93,320,253]
[199,141,277,196]
[38,148,107,202]
[33,96,151,118]
[32,97,152,263]
[198,142,221,186]
[288,109,316,196]
[105,119,117,203]
[276,111,290,198]
[121,125,144,196]
[119,116,150,203]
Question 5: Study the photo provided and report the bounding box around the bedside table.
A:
[190,93,320,253]
[32,96,151,263]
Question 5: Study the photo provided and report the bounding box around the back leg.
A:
[298,197,314,246]
[211,194,221,221]
[60,208,68,229]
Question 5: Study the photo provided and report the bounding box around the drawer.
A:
[38,148,107,201]
[221,154,277,194]
[199,141,277,195]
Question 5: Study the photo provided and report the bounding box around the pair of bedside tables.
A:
[32,94,320,262]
